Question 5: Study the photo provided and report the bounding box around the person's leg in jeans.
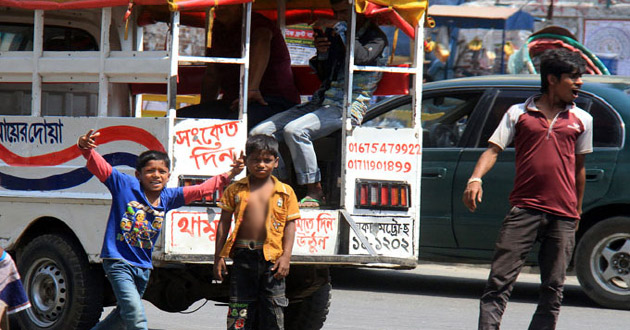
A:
[250,102,321,180]
[247,96,297,131]
[283,104,343,202]
[250,102,321,141]
[92,259,151,330]
[478,207,543,330]
[257,261,288,330]
[528,216,576,330]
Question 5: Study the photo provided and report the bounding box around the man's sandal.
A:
[299,197,321,208]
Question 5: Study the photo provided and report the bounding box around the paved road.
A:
[104,263,630,329]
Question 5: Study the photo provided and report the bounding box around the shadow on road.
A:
[330,267,599,309]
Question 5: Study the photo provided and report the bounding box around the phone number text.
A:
[348,142,421,155]
[347,159,412,173]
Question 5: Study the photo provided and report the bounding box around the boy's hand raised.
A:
[77,129,100,150]
[227,151,245,180]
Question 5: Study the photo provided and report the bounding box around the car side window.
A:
[363,100,413,129]
[478,89,537,148]
[577,96,623,148]
[478,90,623,149]
[422,92,481,148]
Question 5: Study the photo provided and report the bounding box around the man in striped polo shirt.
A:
[463,49,593,330]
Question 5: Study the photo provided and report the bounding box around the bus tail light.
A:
[178,175,221,206]
[355,180,411,210]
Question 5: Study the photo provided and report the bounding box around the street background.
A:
[102,262,630,330]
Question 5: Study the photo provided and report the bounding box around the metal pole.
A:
[31,10,43,117]
[167,11,180,117]
[240,2,252,126]
[98,7,112,117]
[340,0,357,208]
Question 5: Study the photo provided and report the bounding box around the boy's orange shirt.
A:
[218,175,300,262]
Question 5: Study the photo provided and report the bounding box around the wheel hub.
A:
[26,259,68,327]
[592,234,630,294]
[611,252,630,275]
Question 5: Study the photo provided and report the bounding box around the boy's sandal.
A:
[299,197,322,208]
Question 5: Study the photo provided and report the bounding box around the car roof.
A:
[424,74,630,91]
[422,74,630,114]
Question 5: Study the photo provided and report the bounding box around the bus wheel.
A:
[284,282,331,330]
[16,234,103,329]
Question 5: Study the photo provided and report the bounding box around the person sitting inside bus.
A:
[177,4,301,131]
[250,0,388,207]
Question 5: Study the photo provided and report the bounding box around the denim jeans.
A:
[92,259,151,330]
[228,248,288,330]
[250,102,342,185]
[478,207,576,330]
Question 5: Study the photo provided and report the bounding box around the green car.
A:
[364,74,630,310]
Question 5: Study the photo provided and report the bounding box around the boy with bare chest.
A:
[214,134,300,330]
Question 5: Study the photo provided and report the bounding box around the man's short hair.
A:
[246,134,279,158]
[539,49,586,93]
[136,150,170,172]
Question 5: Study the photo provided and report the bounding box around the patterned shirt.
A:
[218,176,300,262]
[309,20,389,124]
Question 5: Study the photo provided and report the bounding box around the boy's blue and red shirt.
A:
[100,168,184,269]
[80,148,229,269]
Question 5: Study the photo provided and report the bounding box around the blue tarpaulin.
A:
[428,5,534,31]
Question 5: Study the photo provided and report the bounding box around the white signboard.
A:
[166,207,221,255]
[349,216,414,258]
[171,119,246,180]
[293,209,339,255]
[165,208,339,256]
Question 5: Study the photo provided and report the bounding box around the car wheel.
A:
[16,234,104,329]
[575,217,630,309]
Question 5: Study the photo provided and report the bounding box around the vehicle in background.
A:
[364,74,630,310]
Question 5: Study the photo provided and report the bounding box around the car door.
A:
[419,89,489,249]
[452,88,622,252]
[452,88,536,252]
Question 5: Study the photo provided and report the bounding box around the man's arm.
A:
[272,220,296,279]
[245,27,273,105]
[462,144,502,212]
[213,210,233,281]
[200,64,221,104]
[575,153,586,215]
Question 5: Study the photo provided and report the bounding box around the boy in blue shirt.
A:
[78,129,244,330]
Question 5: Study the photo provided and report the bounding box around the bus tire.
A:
[284,282,331,330]
[16,234,103,329]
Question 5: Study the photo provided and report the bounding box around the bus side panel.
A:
[164,207,339,256]
[0,116,170,253]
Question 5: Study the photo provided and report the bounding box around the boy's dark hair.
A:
[539,49,586,93]
[136,150,170,172]
[246,134,279,158]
